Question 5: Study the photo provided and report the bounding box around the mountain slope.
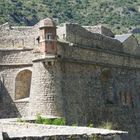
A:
[0,0,140,33]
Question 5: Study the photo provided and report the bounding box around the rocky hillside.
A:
[0,0,140,34]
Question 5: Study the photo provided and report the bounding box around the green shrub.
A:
[35,114,44,124]
[52,118,65,125]
[43,118,53,125]
[35,115,65,125]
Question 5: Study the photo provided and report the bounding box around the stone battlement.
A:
[57,23,140,55]
[0,22,39,48]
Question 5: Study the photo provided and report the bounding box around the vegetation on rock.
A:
[35,115,66,125]
[0,0,140,34]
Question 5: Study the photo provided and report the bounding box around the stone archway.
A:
[15,70,32,100]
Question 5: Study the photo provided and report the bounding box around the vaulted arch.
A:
[15,70,32,100]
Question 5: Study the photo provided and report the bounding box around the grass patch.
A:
[35,115,65,125]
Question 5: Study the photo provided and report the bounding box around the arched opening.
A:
[15,70,32,100]
[100,68,112,81]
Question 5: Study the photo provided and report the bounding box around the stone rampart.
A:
[14,99,29,117]
[57,42,140,139]
[0,23,39,48]
[0,66,32,118]
[0,122,128,140]
[58,42,140,69]
[84,25,115,37]
[64,24,123,52]
[0,48,34,118]
[29,59,64,117]
[0,48,33,64]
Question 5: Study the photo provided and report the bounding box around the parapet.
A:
[84,25,115,38]
[1,20,140,56]
[57,23,123,52]
[0,48,33,64]
[0,22,39,48]
[115,34,140,55]
[57,23,140,55]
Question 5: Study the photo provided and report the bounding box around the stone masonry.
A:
[0,121,128,140]
[0,18,140,139]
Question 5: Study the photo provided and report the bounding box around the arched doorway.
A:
[15,70,32,100]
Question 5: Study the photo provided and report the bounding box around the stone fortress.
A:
[0,18,140,139]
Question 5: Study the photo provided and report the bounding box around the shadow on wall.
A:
[0,77,21,118]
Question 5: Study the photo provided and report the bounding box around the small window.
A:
[46,33,52,40]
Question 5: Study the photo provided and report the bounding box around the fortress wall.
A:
[65,24,123,52]
[58,43,140,139]
[58,43,140,69]
[14,101,29,117]
[122,35,139,55]
[0,65,32,118]
[0,24,39,48]
[0,48,34,118]
[0,23,39,35]
[0,24,35,37]
[61,61,139,139]
[84,25,115,37]
[0,37,38,48]
[29,60,64,117]
[0,49,33,64]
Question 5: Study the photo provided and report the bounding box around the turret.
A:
[39,18,57,54]
[28,18,64,117]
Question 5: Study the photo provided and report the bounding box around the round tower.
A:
[28,18,64,117]
[39,18,57,55]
